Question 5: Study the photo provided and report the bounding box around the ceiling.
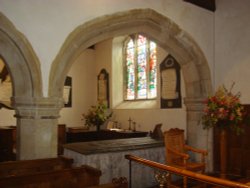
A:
[183,0,216,12]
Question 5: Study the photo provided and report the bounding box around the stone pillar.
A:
[184,97,213,172]
[13,97,63,160]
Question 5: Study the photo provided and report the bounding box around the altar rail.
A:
[125,154,250,188]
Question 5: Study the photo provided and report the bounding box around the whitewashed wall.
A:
[58,49,96,127]
[0,0,214,96]
[58,37,187,132]
[0,0,249,129]
[109,37,187,132]
[214,0,250,103]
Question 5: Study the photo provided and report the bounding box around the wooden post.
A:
[220,129,227,179]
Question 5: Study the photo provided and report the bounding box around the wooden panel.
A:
[66,130,148,143]
[0,156,73,178]
[0,127,15,162]
[213,104,250,178]
[58,124,66,155]
[183,0,216,11]
[0,165,101,188]
[67,127,89,133]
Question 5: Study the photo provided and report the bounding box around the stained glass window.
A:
[124,34,157,100]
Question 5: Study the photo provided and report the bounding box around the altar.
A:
[63,137,165,188]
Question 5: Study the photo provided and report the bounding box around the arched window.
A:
[124,34,157,100]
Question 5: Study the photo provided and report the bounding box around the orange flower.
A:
[201,83,246,135]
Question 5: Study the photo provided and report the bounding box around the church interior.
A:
[0,0,250,187]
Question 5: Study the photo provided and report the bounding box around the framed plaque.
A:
[64,76,72,107]
[97,69,109,107]
[160,54,181,108]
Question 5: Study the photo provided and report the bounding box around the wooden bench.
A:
[0,165,101,188]
[0,156,73,177]
[0,156,127,188]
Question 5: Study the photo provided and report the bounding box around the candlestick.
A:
[128,117,132,130]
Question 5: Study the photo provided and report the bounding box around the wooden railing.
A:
[125,154,250,188]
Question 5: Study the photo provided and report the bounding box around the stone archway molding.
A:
[0,12,42,100]
[0,12,61,160]
[50,9,212,99]
[51,8,213,170]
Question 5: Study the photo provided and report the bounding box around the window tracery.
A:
[124,34,157,100]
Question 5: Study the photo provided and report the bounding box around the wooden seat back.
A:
[164,128,185,165]
[0,156,73,177]
[164,128,207,188]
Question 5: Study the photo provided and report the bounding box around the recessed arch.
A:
[50,8,213,170]
[50,8,212,99]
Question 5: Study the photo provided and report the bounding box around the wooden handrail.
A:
[125,154,250,188]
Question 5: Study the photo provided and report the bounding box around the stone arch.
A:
[0,12,42,103]
[0,13,51,160]
[50,9,213,169]
[50,9,212,99]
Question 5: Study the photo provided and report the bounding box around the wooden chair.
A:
[164,128,207,188]
[150,123,164,140]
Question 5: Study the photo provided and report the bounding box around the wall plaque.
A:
[160,55,181,108]
[97,69,109,107]
[64,76,72,107]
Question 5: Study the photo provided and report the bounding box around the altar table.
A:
[63,137,165,188]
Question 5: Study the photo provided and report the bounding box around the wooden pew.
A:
[0,156,127,188]
[0,165,101,188]
[0,156,73,177]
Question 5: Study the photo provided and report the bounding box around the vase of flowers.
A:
[202,83,246,134]
[201,83,247,178]
[82,102,112,131]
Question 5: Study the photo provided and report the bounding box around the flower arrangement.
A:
[82,102,112,130]
[202,83,246,134]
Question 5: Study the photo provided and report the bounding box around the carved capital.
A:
[12,96,63,119]
[184,97,206,111]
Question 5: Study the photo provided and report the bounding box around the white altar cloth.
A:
[64,141,165,188]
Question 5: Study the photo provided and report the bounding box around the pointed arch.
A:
[50,8,213,170]
[50,8,211,99]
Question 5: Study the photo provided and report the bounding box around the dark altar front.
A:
[63,137,165,188]
[66,129,148,143]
